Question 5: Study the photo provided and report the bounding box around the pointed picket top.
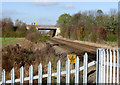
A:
[29,65,33,71]
[31,65,33,69]
[11,68,14,72]
[113,48,116,56]
[48,61,51,66]
[57,59,61,65]
[84,52,88,59]
[39,63,42,66]
[57,60,61,64]
[39,63,42,71]
[76,56,79,62]
[48,61,52,69]
[11,67,15,74]
[75,56,79,65]
[66,58,70,66]
[67,58,70,63]
[20,66,24,73]
[20,66,24,69]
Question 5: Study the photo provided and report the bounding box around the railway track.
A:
[49,37,100,61]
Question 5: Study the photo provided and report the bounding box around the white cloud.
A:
[32,2,58,6]
[61,4,75,9]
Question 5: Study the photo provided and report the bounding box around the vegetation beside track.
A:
[1,38,24,48]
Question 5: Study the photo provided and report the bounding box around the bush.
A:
[107,34,117,42]
[26,25,49,43]
[90,26,107,43]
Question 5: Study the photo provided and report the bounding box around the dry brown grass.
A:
[2,41,67,82]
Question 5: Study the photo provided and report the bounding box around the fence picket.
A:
[20,66,24,84]
[2,69,6,84]
[11,68,15,85]
[57,60,61,83]
[103,49,106,83]
[29,65,33,84]
[47,62,52,84]
[106,49,109,83]
[98,48,102,83]
[113,49,116,83]
[109,49,112,83]
[38,63,42,84]
[96,48,99,84]
[100,49,104,83]
[66,59,70,83]
[3,48,119,84]
[75,56,79,83]
[117,49,119,84]
[97,48,120,84]
[83,53,88,83]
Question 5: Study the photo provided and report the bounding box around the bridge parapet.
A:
[26,25,61,37]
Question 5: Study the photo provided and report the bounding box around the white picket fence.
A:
[96,48,120,84]
[0,53,96,84]
[1,48,119,84]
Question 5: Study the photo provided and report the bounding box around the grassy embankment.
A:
[1,38,24,48]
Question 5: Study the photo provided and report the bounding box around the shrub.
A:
[106,34,117,42]
[26,25,49,43]
[90,26,107,43]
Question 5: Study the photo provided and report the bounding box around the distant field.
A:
[1,38,24,48]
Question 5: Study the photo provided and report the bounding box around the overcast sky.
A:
[2,2,118,25]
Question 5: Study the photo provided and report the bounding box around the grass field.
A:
[1,38,24,48]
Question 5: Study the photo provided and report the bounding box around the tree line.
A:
[57,9,118,43]
[1,18,27,37]
[1,18,49,43]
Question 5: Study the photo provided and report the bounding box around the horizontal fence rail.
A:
[96,48,120,84]
[0,53,96,84]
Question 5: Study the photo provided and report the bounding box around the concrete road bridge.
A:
[27,25,61,37]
